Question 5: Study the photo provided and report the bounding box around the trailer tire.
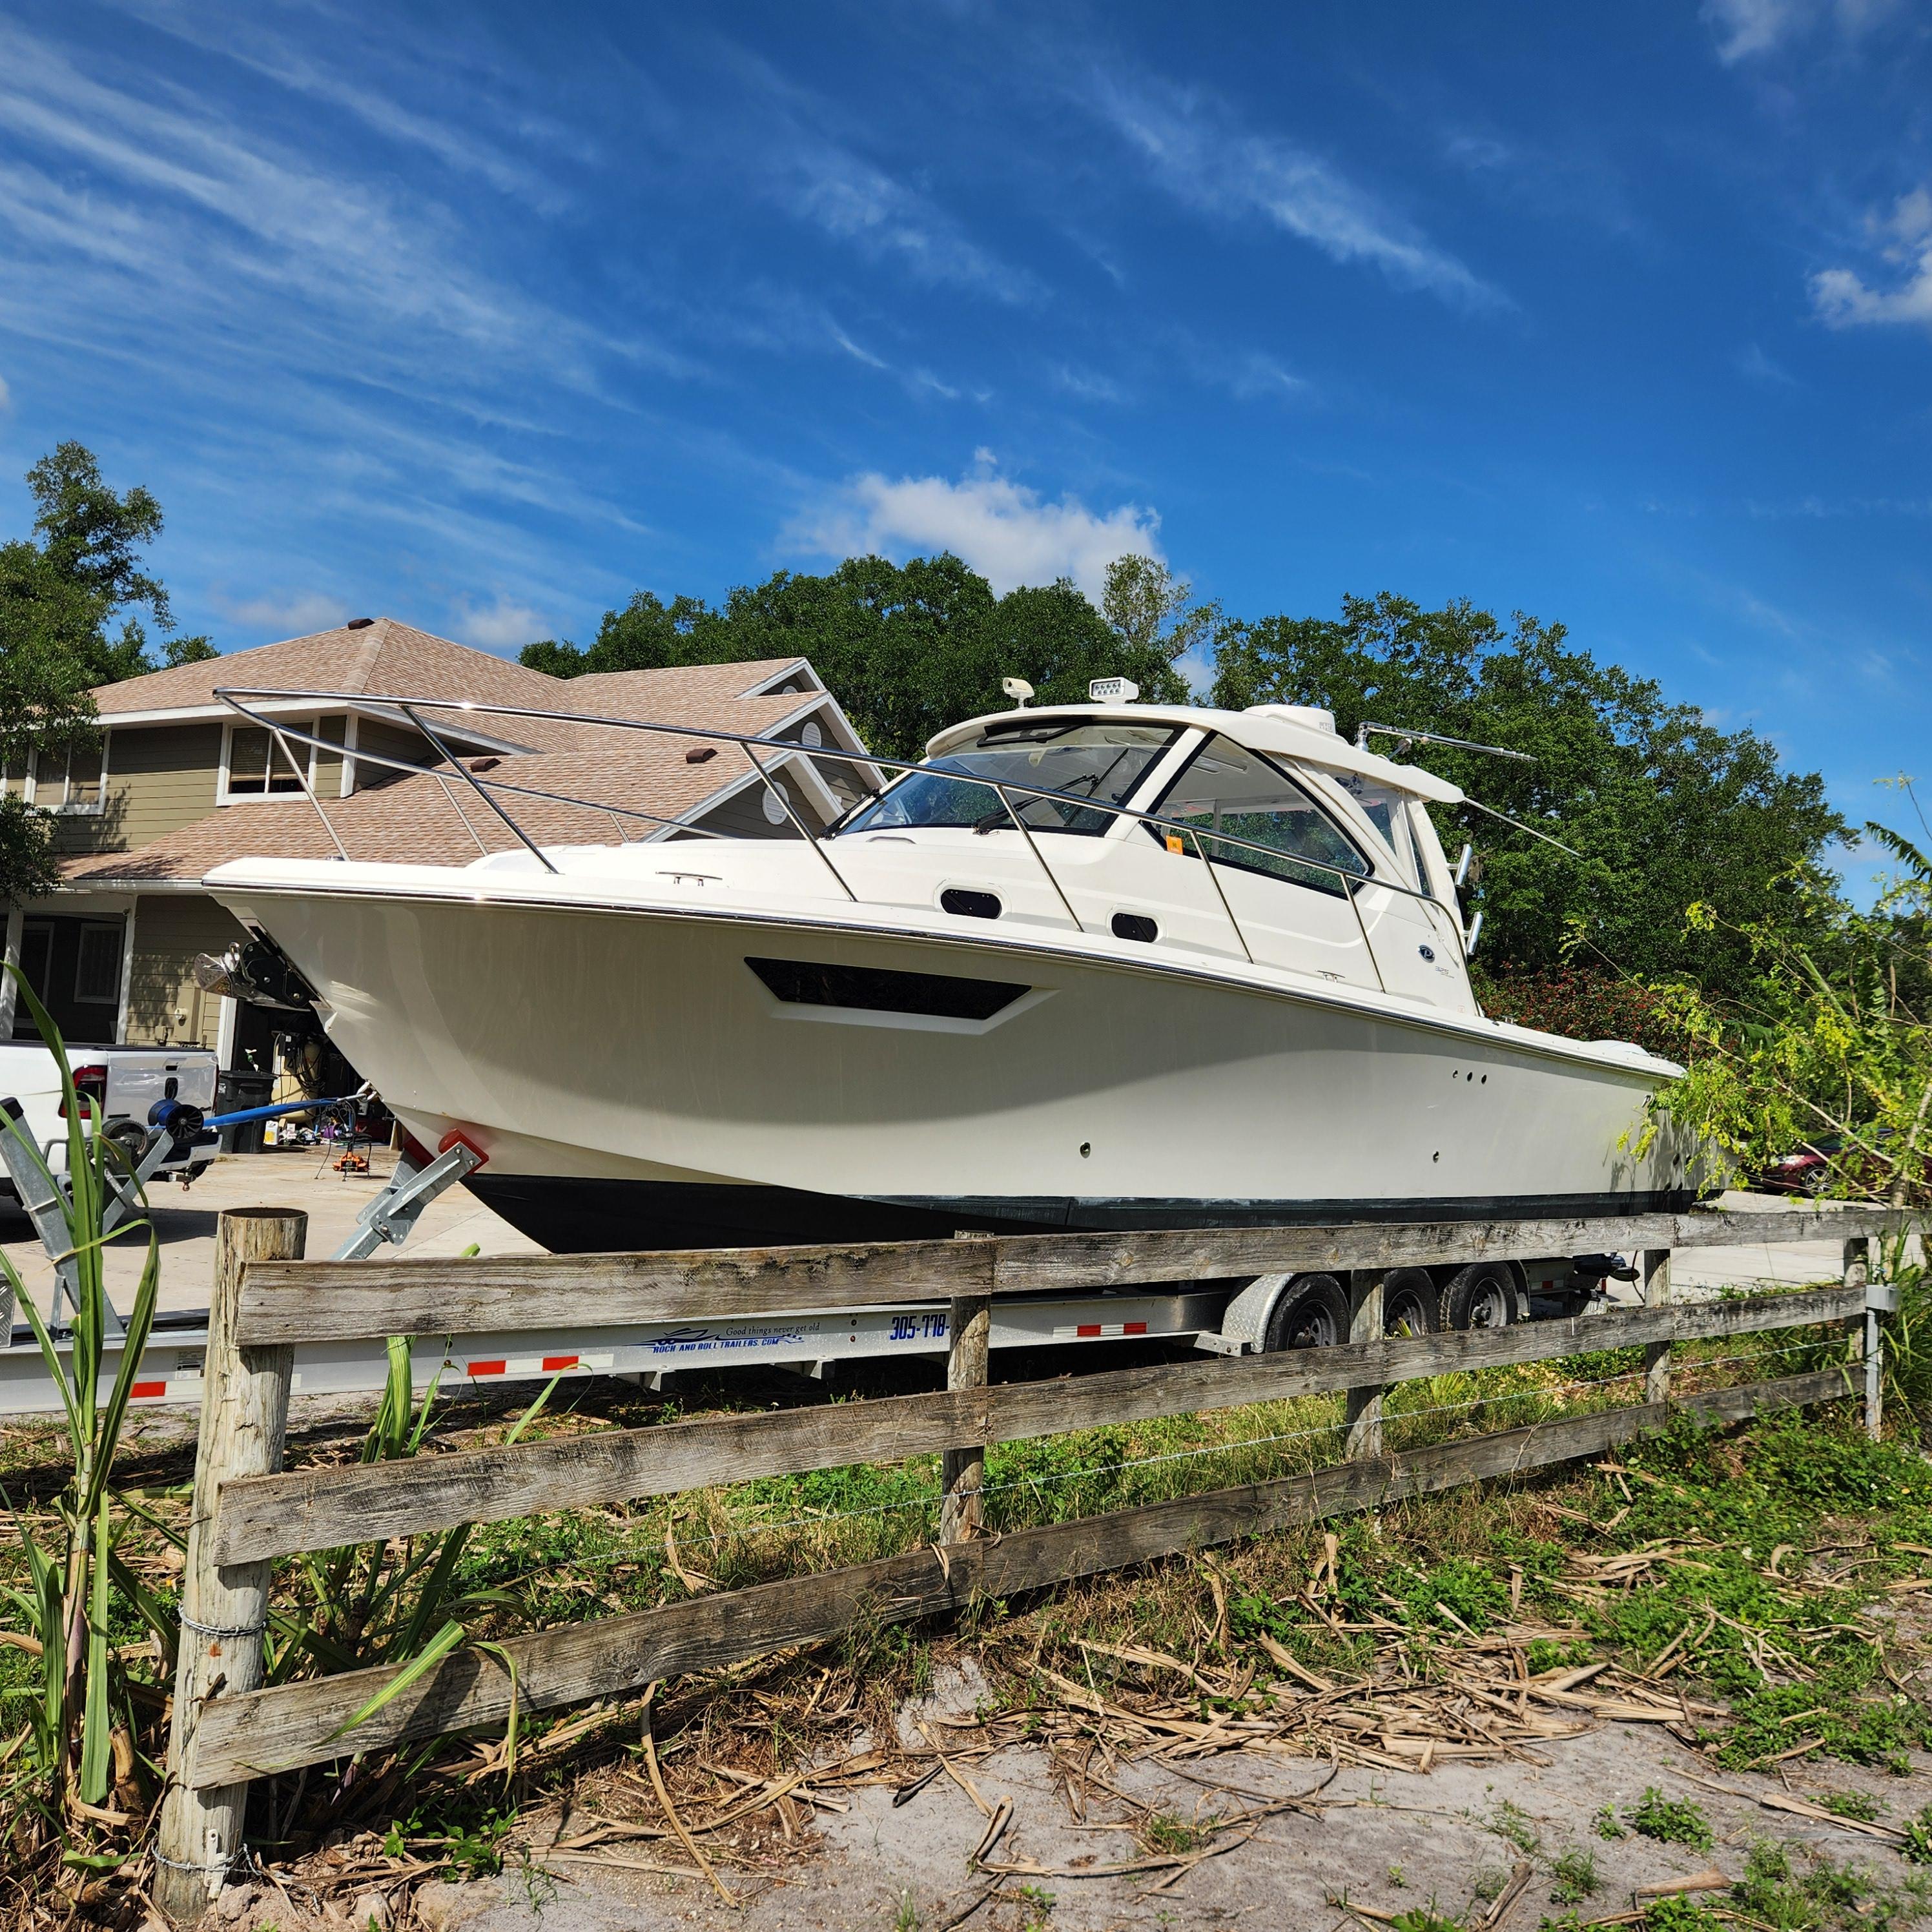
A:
[1264,1273,1350,1352]
[1382,1268,1440,1337]
[1439,1262,1516,1331]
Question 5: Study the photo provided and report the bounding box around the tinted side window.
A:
[1149,736,1368,898]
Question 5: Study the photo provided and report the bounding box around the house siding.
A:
[123,894,251,1049]
[54,724,223,855]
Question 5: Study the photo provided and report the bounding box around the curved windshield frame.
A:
[1144,734,1370,899]
[836,720,1182,838]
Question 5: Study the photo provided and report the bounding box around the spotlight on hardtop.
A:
[1088,677,1140,703]
[1001,676,1034,706]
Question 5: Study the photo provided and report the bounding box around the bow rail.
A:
[212,686,1471,992]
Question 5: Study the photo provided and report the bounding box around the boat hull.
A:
[206,870,1695,1254]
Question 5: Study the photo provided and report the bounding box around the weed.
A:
[1140,1811,1210,1855]
[1731,1837,1932,1932]
[1015,1884,1054,1930]
[1549,1848,1599,1906]
[1812,1789,1883,1823]
[1390,1911,1463,1932]
[1625,1787,1714,1851]
[1526,1638,1593,1673]
[1474,1866,1510,1902]
[1490,1798,1541,1856]
[1905,1805,1932,1865]
[1388,1864,1406,1888]
[1594,1804,1627,1840]
[1640,1900,1726,1932]
[892,1889,920,1932]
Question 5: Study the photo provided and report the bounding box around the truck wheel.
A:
[1264,1273,1350,1351]
[1382,1268,1440,1337]
[1439,1262,1516,1331]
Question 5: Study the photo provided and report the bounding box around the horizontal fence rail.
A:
[211,1282,1865,1563]
[187,1370,1848,1789]
[232,1206,1914,1344]
[158,1202,1910,1919]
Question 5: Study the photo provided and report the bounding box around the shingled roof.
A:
[67,619,856,883]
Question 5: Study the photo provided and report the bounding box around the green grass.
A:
[1548,1848,1599,1906]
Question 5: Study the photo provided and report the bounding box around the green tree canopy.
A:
[1,442,214,901]
[523,552,1186,759]
[1209,593,1847,1000]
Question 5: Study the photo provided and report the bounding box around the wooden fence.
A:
[153,1204,1909,1918]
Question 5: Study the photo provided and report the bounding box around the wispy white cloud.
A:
[1049,362,1125,404]
[1811,187,1932,329]
[449,595,552,651]
[787,451,1161,599]
[0,371,10,411]
[1081,72,1503,311]
[103,0,570,207]
[1736,342,1796,384]
[0,21,685,398]
[214,590,352,637]
[1703,0,1904,61]
[774,135,1033,302]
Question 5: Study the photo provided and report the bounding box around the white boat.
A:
[202,690,1698,1256]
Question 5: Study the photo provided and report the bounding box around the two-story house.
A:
[1,617,872,1078]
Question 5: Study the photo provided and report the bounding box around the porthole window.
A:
[1111,912,1158,943]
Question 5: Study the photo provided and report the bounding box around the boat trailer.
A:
[1,1094,1628,1419]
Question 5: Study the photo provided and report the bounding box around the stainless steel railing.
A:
[212,688,1470,994]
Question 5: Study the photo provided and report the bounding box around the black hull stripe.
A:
[466,1175,1700,1257]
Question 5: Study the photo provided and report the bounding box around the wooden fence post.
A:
[940,1294,992,1543]
[154,1209,305,1924]
[1642,1249,1671,1407]
[1344,1270,1385,1459]
[1844,1236,1876,1441]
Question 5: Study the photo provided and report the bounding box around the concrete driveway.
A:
[1,1145,542,1322]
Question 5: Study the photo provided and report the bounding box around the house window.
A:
[74,923,123,1005]
[223,722,314,799]
[17,738,108,813]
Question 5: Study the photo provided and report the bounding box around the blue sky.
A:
[1,1,1929,889]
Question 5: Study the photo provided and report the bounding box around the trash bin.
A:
[217,1069,275,1153]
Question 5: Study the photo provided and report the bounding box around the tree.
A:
[1,443,212,902]
[1102,555,1220,667]
[524,552,1186,759]
[1209,593,1845,1001]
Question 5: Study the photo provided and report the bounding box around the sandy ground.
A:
[1,1154,1869,1333]
[222,1681,1932,1932]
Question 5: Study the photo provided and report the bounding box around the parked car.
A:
[1758,1126,1925,1198]
[0,1040,220,1204]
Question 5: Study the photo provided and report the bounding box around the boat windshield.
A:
[838,721,1179,838]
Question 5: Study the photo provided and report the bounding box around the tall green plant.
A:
[270,1337,558,1707]
[0,969,174,1862]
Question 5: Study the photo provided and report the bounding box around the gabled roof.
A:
[91,619,816,738]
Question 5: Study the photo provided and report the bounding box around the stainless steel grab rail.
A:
[212,687,1468,985]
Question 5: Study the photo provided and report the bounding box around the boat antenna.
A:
[1354,721,1535,764]
[1458,795,1584,860]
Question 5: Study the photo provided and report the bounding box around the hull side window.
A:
[747,956,1030,1022]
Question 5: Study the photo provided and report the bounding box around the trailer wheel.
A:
[1264,1273,1350,1351]
[1382,1268,1439,1337]
[1439,1262,1516,1331]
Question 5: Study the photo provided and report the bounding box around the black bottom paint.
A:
[464,1175,1700,1256]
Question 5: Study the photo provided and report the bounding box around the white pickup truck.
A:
[0,1040,220,1202]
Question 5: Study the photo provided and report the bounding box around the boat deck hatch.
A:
[746,956,1031,1022]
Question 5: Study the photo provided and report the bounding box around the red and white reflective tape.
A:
[462,1351,613,1380]
[1052,1320,1150,1340]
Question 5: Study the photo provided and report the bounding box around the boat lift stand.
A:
[0,1094,482,1385]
